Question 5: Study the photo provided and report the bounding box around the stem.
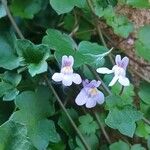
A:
[1,0,24,39]
[93,111,111,144]
[143,117,150,126]
[119,86,124,96]
[45,76,91,150]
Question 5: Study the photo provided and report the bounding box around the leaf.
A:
[0,120,36,150]
[109,140,130,150]
[0,31,20,70]
[138,82,150,104]
[121,0,150,8]
[10,86,60,150]
[105,106,143,137]
[103,6,133,38]
[136,121,150,139]
[16,39,50,76]
[10,0,44,19]
[0,4,6,18]
[75,134,99,150]
[58,108,78,136]
[49,0,86,14]
[131,144,146,150]
[111,82,134,105]
[77,41,110,68]
[135,25,150,61]
[0,71,21,101]
[78,114,99,135]
[42,28,77,51]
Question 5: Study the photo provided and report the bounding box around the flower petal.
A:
[118,76,130,86]
[121,56,129,70]
[95,91,105,104]
[75,89,87,106]
[72,73,82,84]
[62,55,68,67]
[96,67,113,74]
[109,75,119,86]
[85,98,97,108]
[115,55,121,66]
[69,55,74,67]
[52,73,63,82]
[62,75,73,86]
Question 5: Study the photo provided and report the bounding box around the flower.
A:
[75,80,104,108]
[52,55,82,86]
[96,55,130,86]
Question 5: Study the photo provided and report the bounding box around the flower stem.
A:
[45,76,91,150]
[1,0,24,39]
[119,86,124,96]
[93,111,111,144]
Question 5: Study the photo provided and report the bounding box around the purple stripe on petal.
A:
[121,56,129,70]
[62,55,74,68]
[75,89,88,106]
[115,55,121,66]
[95,91,105,104]
[85,97,97,108]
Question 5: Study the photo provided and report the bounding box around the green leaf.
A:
[0,4,6,18]
[10,0,44,19]
[49,0,86,14]
[135,25,150,61]
[109,140,130,150]
[77,41,110,68]
[78,114,99,135]
[136,121,150,139]
[103,7,133,38]
[42,28,77,51]
[58,108,78,136]
[0,31,20,70]
[0,120,36,150]
[131,144,146,150]
[75,134,99,150]
[105,106,143,137]
[139,82,150,104]
[122,0,150,8]
[111,82,134,105]
[10,86,60,150]
[0,71,21,101]
[16,39,50,76]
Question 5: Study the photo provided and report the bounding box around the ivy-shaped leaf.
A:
[16,39,50,76]
[49,0,86,14]
[103,6,133,38]
[0,120,36,150]
[58,108,78,136]
[0,71,21,101]
[0,31,20,70]
[42,28,77,51]
[135,25,150,61]
[10,86,60,150]
[78,114,99,135]
[10,0,45,19]
[138,82,150,104]
[105,106,143,137]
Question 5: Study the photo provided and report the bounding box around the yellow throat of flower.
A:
[61,66,73,74]
[89,88,98,96]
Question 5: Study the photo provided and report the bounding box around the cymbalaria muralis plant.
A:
[0,0,150,149]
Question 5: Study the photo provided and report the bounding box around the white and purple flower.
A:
[52,55,82,86]
[75,80,105,108]
[96,55,130,86]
